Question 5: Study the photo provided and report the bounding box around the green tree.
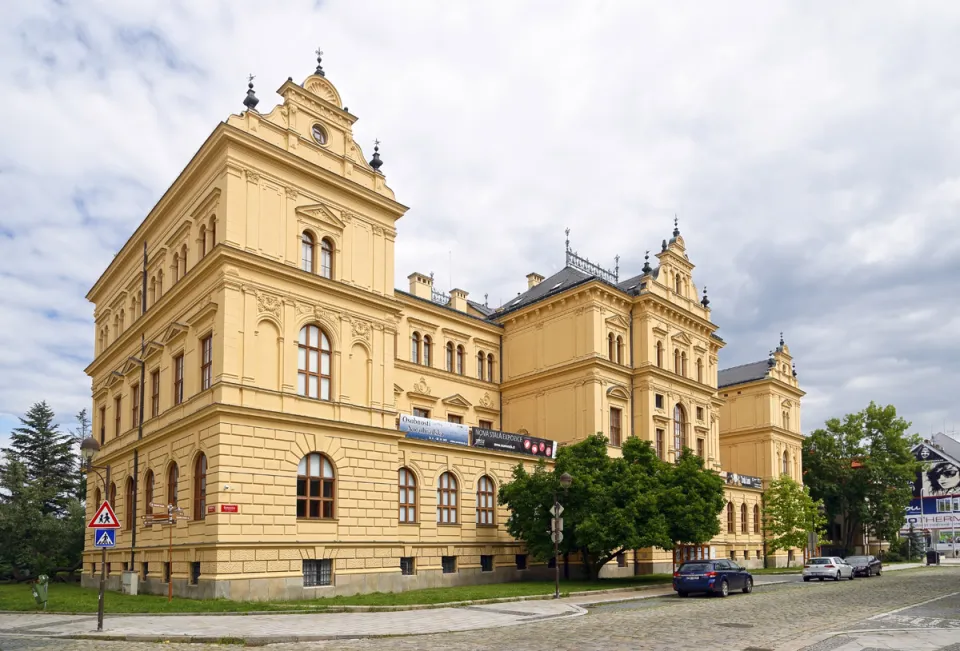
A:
[499,434,672,579]
[7,401,77,515]
[659,450,725,547]
[762,475,825,555]
[70,409,90,502]
[802,402,919,553]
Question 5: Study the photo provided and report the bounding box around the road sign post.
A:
[143,502,185,603]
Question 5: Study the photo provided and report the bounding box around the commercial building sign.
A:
[471,427,557,458]
[719,471,763,490]
[399,414,469,446]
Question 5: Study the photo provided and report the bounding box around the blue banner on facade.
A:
[399,414,470,446]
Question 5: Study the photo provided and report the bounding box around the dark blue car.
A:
[672,559,754,598]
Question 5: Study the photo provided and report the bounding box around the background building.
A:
[82,56,805,600]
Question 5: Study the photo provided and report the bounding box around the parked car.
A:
[802,556,854,582]
[673,559,754,597]
[844,555,882,577]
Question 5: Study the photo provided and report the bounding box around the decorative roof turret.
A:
[661,239,667,252]
[701,286,710,308]
[778,331,785,350]
[673,216,680,239]
[641,251,652,275]
[242,74,259,111]
[314,48,326,77]
[369,139,383,172]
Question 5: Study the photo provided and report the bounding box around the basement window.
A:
[442,556,457,574]
[303,559,333,587]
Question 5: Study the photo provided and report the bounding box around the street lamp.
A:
[553,472,573,599]
[80,436,111,632]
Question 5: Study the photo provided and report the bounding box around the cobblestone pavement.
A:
[0,567,956,651]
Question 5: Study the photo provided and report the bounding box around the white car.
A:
[803,556,854,582]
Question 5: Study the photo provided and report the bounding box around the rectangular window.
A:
[696,406,704,421]
[696,438,704,458]
[190,562,200,585]
[479,420,493,430]
[609,407,622,447]
[99,406,106,444]
[91,563,96,576]
[447,414,463,424]
[400,557,415,576]
[655,394,664,409]
[516,554,527,570]
[303,559,333,587]
[413,407,430,418]
[481,555,494,572]
[131,383,140,428]
[164,562,171,583]
[200,335,212,391]
[616,552,626,568]
[938,498,953,513]
[123,562,129,572]
[173,354,184,405]
[106,562,112,575]
[441,556,457,574]
[743,551,749,560]
[656,429,665,460]
[141,562,149,579]
[729,552,737,560]
[114,396,122,437]
[150,369,160,418]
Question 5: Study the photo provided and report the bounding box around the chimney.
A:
[450,288,468,312]
[527,272,545,289]
[407,272,433,300]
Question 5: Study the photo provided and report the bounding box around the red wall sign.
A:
[221,504,239,513]
[207,505,216,514]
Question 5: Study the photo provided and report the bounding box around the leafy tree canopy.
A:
[762,475,825,554]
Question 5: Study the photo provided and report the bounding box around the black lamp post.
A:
[80,437,110,632]
[553,472,573,599]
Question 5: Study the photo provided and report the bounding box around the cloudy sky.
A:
[2,0,959,445]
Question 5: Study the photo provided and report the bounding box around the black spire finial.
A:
[369,139,383,172]
[779,331,785,347]
[615,254,620,280]
[701,286,710,308]
[661,239,667,252]
[642,250,652,275]
[768,350,776,367]
[243,74,259,111]
[565,227,570,252]
[673,215,680,238]
[484,293,488,307]
[792,362,798,378]
[315,48,325,77]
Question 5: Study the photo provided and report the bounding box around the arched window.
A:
[608,333,615,361]
[437,472,458,524]
[167,463,178,507]
[675,273,682,295]
[149,276,156,307]
[399,468,417,523]
[740,502,747,533]
[656,341,663,367]
[172,252,180,283]
[124,478,134,530]
[697,358,703,383]
[119,309,125,333]
[209,217,216,248]
[674,348,681,373]
[445,342,454,372]
[411,332,421,363]
[681,351,687,376]
[456,345,464,375]
[320,238,333,279]
[180,245,187,277]
[477,351,485,380]
[109,482,117,506]
[487,353,494,381]
[297,453,335,519]
[94,487,101,508]
[301,232,315,272]
[783,410,789,431]
[477,475,495,525]
[754,504,761,533]
[298,325,331,401]
[616,336,623,365]
[727,502,734,533]
[782,450,790,476]
[157,269,163,296]
[194,453,207,520]
[144,469,154,512]
[673,403,686,456]
[423,335,432,366]
[199,225,207,258]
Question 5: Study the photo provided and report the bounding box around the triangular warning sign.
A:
[87,500,121,529]
[96,530,114,546]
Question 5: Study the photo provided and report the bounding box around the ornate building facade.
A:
[82,57,805,600]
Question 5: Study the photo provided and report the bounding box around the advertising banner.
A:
[719,471,763,490]
[471,427,557,458]
[399,414,469,447]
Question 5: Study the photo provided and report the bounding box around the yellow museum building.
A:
[81,55,806,599]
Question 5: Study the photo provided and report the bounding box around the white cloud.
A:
[2,0,960,442]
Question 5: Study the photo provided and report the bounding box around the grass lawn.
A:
[0,574,673,613]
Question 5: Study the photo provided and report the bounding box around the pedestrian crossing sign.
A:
[87,501,121,529]
[94,529,116,548]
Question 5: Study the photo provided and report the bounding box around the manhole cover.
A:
[718,622,754,628]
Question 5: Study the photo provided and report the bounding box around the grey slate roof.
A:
[467,300,496,317]
[493,266,595,316]
[718,360,771,388]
